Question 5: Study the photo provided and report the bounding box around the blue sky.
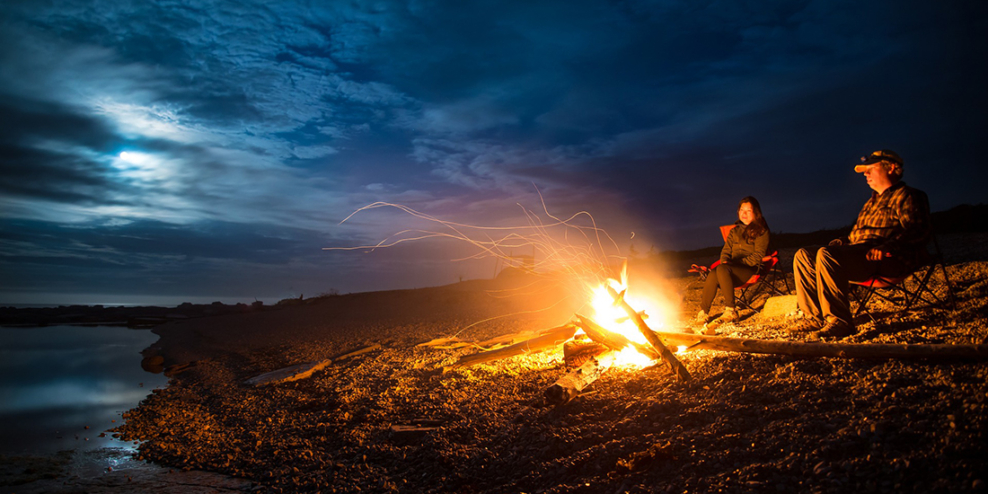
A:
[1,0,986,304]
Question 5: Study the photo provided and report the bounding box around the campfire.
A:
[438,260,691,405]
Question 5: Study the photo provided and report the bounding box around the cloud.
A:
[0,0,985,301]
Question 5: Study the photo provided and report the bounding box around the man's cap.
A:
[855,149,903,173]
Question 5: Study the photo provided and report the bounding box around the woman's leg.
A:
[699,270,720,312]
[715,263,758,309]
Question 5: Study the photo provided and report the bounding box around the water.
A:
[0,293,276,308]
[0,325,169,456]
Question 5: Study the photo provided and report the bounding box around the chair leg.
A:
[905,261,955,310]
[903,267,936,309]
[735,289,752,312]
[939,261,957,310]
[852,284,879,324]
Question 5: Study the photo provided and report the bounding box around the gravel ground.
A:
[34,231,971,494]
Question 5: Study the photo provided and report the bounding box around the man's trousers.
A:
[793,244,907,326]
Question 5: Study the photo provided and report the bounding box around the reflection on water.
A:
[0,325,169,455]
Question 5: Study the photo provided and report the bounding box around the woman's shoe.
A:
[695,310,708,324]
[718,307,738,324]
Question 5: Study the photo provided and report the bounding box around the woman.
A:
[696,196,770,326]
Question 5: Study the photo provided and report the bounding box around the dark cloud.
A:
[0,146,120,204]
[0,98,118,151]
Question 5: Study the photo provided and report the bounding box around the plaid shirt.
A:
[847,181,932,268]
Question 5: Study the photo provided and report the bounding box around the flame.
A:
[585,267,668,368]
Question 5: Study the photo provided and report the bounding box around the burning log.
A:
[649,331,988,360]
[573,314,659,361]
[446,324,578,369]
[545,351,616,405]
[563,337,609,367]
[606,286,691,381]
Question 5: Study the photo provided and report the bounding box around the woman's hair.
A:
[739,196,769,242]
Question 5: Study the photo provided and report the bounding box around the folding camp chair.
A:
[688,225,791,312]
[850,235,956,323]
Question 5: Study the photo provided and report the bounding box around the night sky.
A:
[1,1,986,305]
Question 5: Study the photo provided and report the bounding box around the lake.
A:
[0,324,169,456]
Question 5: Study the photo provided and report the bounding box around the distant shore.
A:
[0,299,284,328]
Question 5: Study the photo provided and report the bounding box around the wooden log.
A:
[545,351,616,405]
[244,343,382,386]
[389,424,440,440]
[334,343,383,362]
[417,331,539,351]
[244,360,333,386]
[563,338,609,367]
[606,286,691,381]
[446,324,577,369]
[416,337,466,348]
[573,314,659,361]
[476,331,534,348]
[389,421,441,444]
[649,330,988,360]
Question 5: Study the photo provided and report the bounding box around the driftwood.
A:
[244,343,382,386]
[476,331,538,348]
[447,324,578,369]
[606,286,691,381]
[415,337,473,349]
[545,351,616,405]
[574,314,660,361]
[416,330,543,351]
[389,424,440,443]
[650,331,988,360]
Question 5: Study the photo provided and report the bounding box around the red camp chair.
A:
[689,225,791,312]
[850,235,955,323]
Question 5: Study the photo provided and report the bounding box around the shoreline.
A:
[0,447,250,493]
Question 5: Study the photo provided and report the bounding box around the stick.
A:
[573,314,659,361]
[446,324,577,369]
[606,286,691,381]
[545,351,616,405]
[650,331,988,360]
[244,343,382,386]
[416,337,469,348]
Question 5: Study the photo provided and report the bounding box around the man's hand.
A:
[828,238,843,246]
[866,247,890,261]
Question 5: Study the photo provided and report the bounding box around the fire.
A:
[585,271,667,368]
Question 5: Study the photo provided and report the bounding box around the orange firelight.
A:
[584,265,673,368]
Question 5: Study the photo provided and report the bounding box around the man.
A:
[792,149,932,339]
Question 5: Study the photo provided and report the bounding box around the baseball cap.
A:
[855,149,903,173]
